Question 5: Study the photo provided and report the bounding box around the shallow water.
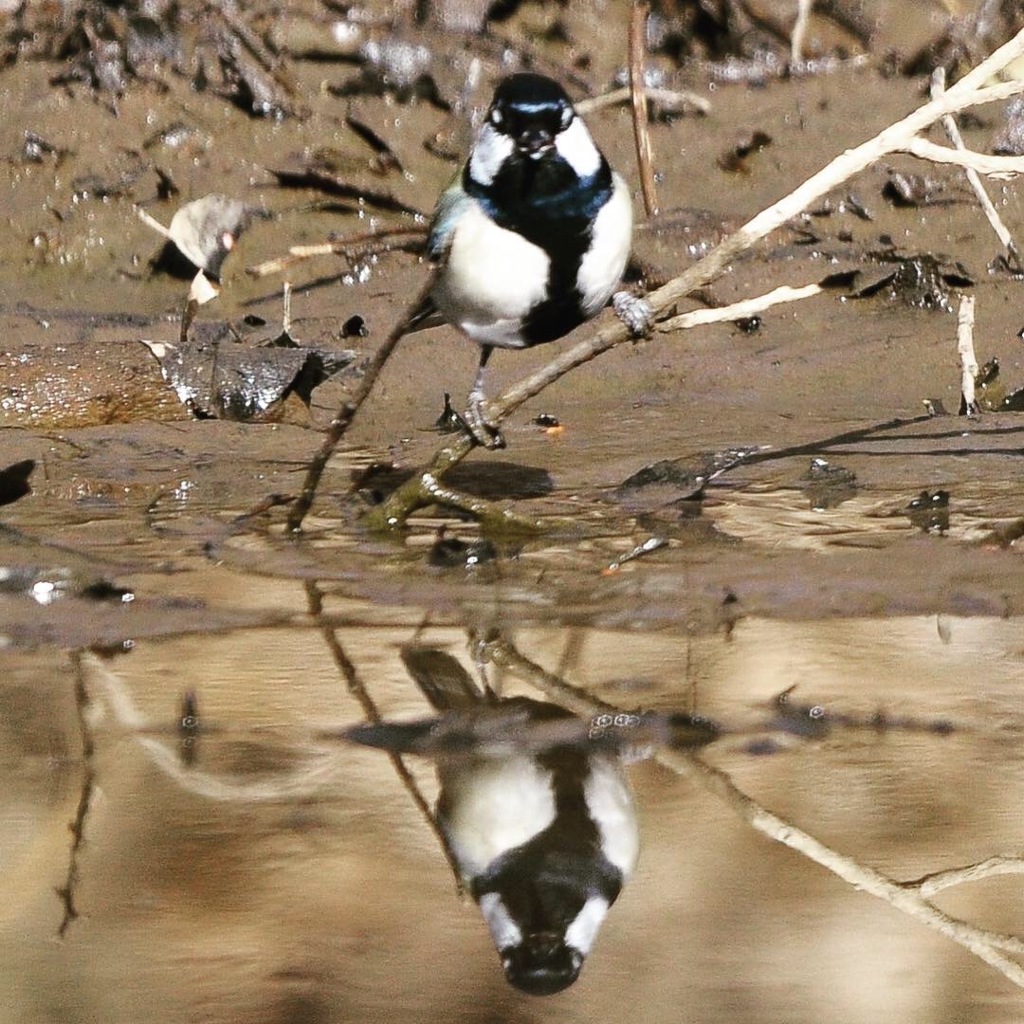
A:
[4,609,1024,1024]
[4,1,1024,1020]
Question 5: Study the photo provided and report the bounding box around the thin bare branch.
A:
[247,226,425,278]
[365,283,825,528]
[304,581,464,887]
[628,1,659,217]
[913,855,1024,898]
[932,65,1022,269]
[57,651,96,939]
[657,282,823,332]
[957,294,979,416]
[903,136,1024,176]
[575,85,710,117]
[286,275,433,533]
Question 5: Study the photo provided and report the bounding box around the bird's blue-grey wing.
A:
[427,181,476,263]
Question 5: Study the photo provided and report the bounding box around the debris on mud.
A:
[905,489,951,534]
[0,459,34,508]
[142,194,270,279]
[850,250,973,311]
[798,458,858,511]
[615,447,767,513]
[140,333,356,422]
[427,527,499,569]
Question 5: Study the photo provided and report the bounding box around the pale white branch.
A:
[914,855,1024,898]
[903,136,1024,177]
[932,66,1020,263]
[657,283,823,333]
[958,294,979,414]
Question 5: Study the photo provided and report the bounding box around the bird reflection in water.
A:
[345,646,719,995]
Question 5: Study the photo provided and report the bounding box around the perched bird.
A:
[347,646,642,995]
[425,72,634,447]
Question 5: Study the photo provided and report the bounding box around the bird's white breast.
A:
[583,754,640,878]
[440,753,556,880]
[576,171,633,318]
[431,201,550,349]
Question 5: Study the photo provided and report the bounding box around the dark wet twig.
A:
[628,1,659,218]
[231,492,296,524]
[479,632,1024,988]
[57,651,96,939]
[303,580,464,887]
[285,277,433,533]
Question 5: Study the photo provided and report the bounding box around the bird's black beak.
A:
[516,128,554,158]
[502,935,583,996]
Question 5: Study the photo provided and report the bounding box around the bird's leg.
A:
[464,345,506,450]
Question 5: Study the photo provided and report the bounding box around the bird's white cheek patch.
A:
[564,896,610,956]
[554,116,602,178]
[480,893,523,952]
[577,172,633,318]
[469,124,515,186]
[583,753,640,877]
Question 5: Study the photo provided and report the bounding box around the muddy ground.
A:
[3,2,1024,1022]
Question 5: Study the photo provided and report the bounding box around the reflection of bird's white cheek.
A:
[564,895,611,956]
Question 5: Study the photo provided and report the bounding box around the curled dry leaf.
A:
[141,194,269,278]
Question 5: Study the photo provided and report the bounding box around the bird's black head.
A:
[501,932,583,996]
[487,73,575,158]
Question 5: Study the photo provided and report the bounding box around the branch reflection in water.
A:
[80,625,1024,996]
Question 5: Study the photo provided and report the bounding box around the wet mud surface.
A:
[3,2,1024,1022]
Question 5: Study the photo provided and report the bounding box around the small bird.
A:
[347,646,642,995]
[425,72,634,447]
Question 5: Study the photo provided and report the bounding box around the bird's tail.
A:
[400,645,488,710]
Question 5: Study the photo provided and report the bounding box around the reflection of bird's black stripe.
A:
[470,747,623,929]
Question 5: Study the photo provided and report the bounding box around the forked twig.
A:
[932,66,1022,270]
[364,282,824,528]
[304,581,464,884]
[912,855,1024,898]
